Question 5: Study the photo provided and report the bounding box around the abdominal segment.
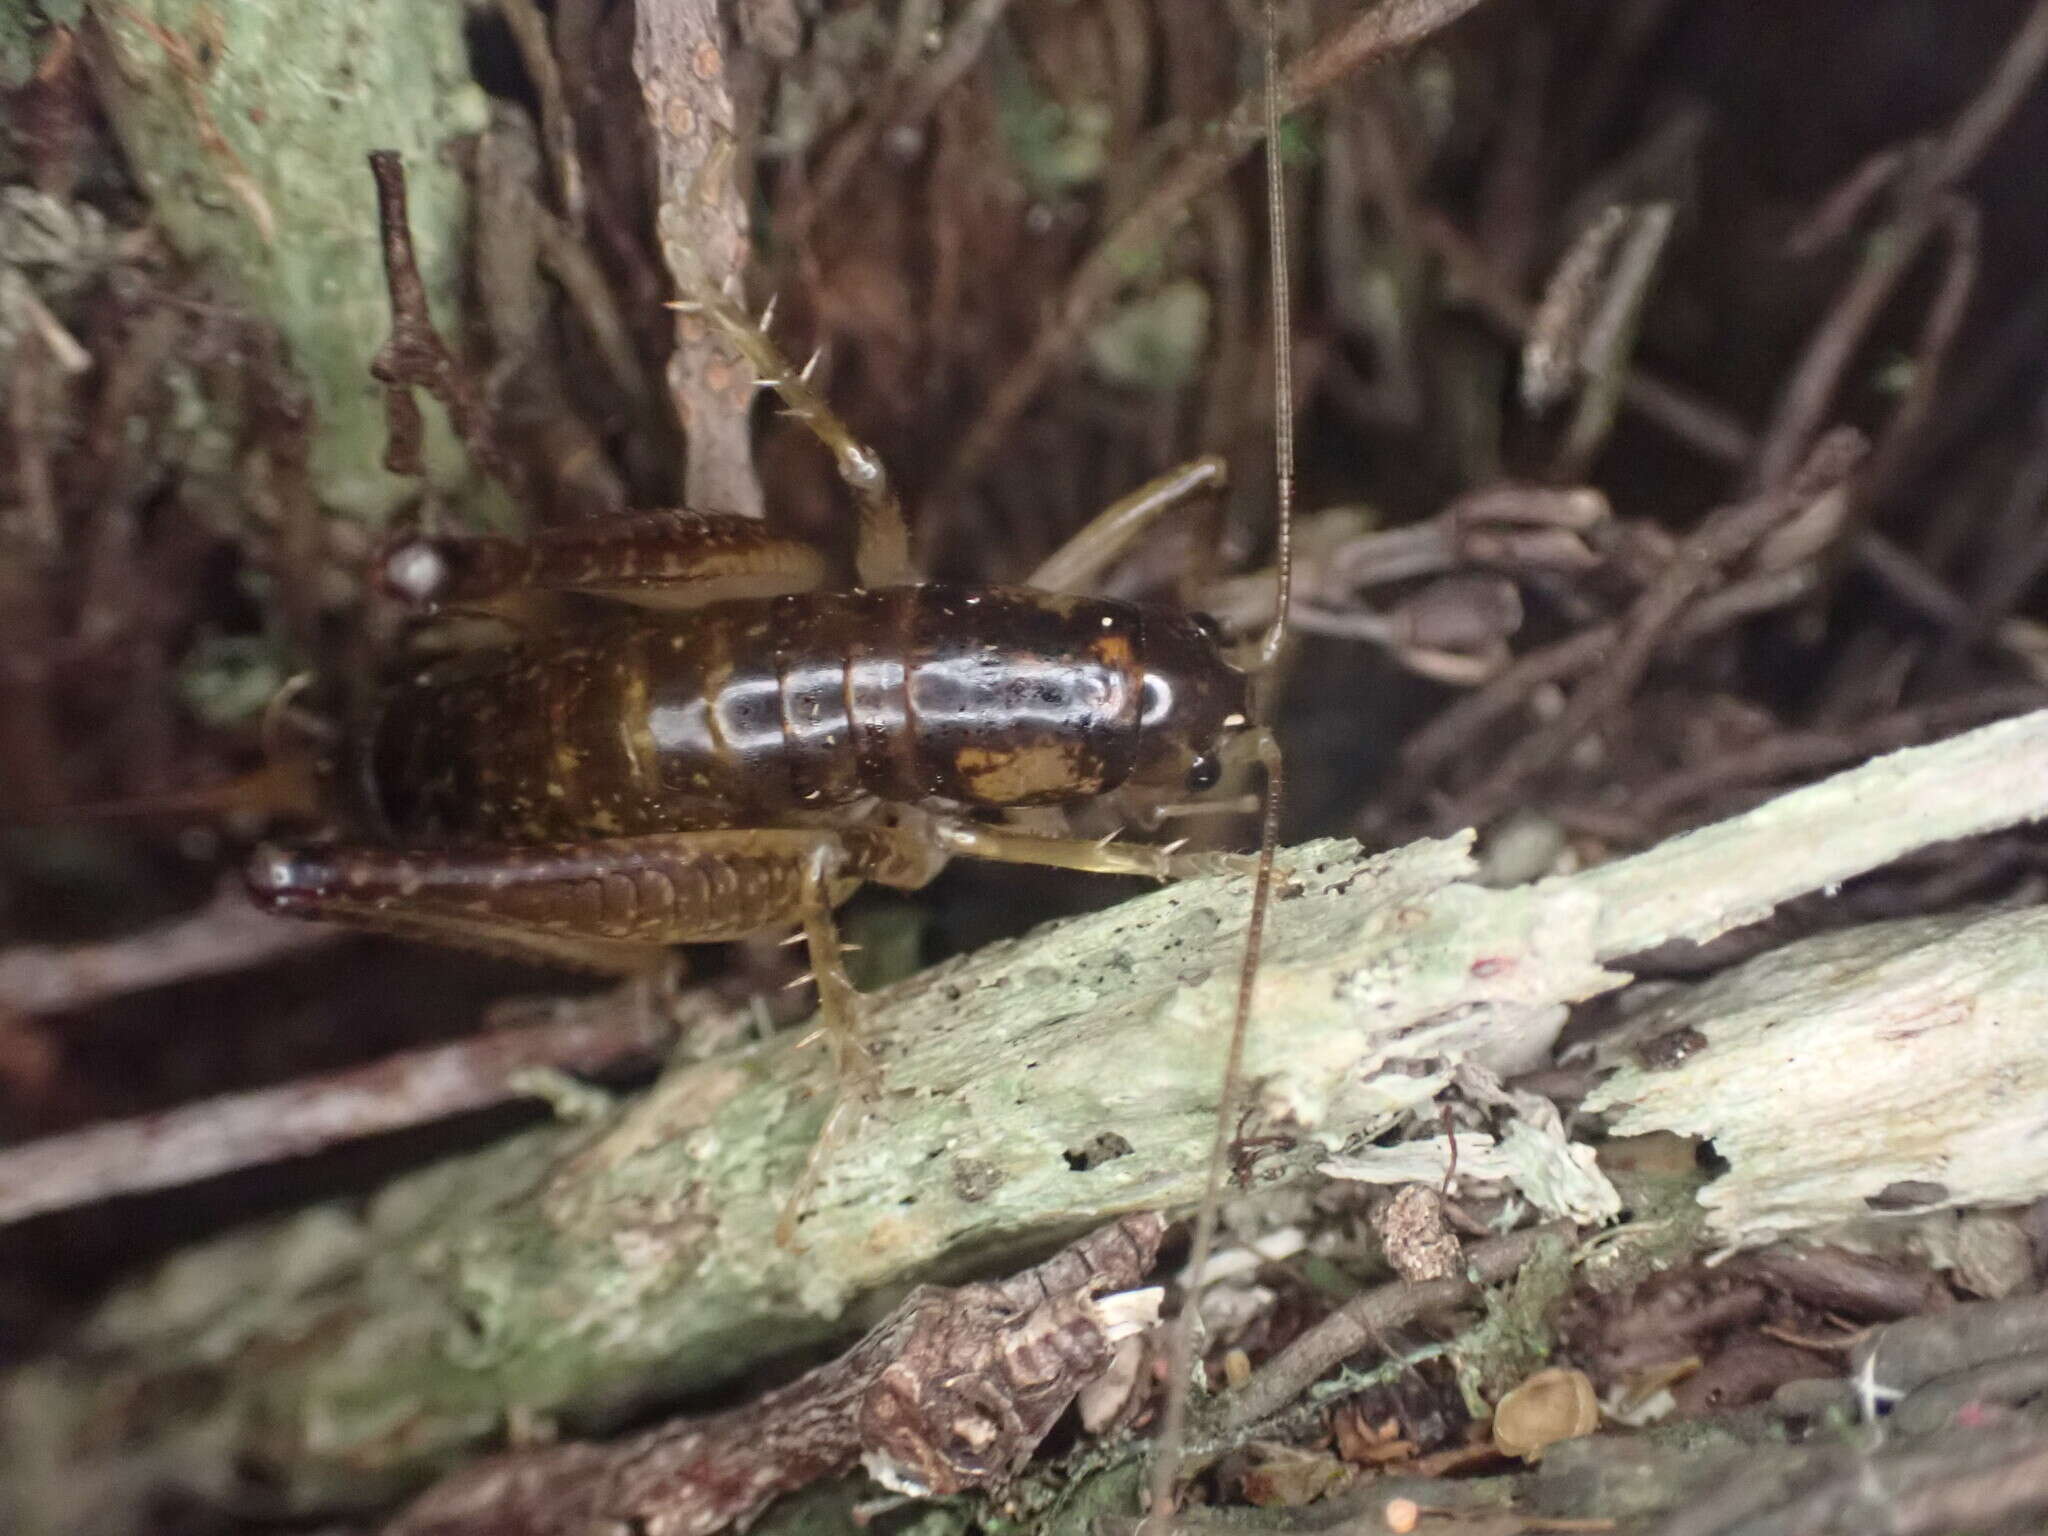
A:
[367,587,1149,843]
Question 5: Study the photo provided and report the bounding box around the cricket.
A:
[27,3,2042,1534]
[244,2,1298,1519]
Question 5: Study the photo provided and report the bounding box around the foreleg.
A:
[917,815,1254,882]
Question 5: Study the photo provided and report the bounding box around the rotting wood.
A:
[380,1215,1166,1536]
[1591,905,2048,1246]
[6,708,2048,1529]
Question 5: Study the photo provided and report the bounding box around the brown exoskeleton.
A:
[245,260,1263,1185]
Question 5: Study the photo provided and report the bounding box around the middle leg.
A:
[673,286,915,590]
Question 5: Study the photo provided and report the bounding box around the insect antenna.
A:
[1144,0,1295,1526]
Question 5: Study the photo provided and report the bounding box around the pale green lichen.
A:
[86,0,490,523]
[1450,1231,1575,1412]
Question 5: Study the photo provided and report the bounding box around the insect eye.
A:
[1185,754,1222,792]
[1190,611,1224,645]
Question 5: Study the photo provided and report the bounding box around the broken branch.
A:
[382,1215,1165,1536]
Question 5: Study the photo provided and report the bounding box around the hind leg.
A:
[246,828,936,1243]
[247,830,889,1058]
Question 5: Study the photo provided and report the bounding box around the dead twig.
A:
[800,0,1017,229]
[1850,529,1977,633]
[1726,1247,1950,1322]
[70,302,185,649]
[1623,684,2048,823]
[497,0,585,227]
[1219,1224,1571,1433]
[1521,205,1632,414]
[1414,198,2005,682]
[1392,561,1823,800]
[1446,429,1868,825]
[3,326,66,555]
[239,320,327,658]
[473,107,626,520]
[1793,196,1980,660]
[384,1215,1166,1536]
[634,0,763,518]
[1394,617,1651,795]
[1749,0,2048,490]
[0,984,682,1225]
[931,0,1493,519]
[0,880,337,1018]
[1782,147,1910,260]
[1877,266,2048,513]
[1295,575,1524,684]
[1417,209,1755,468]
[1860,194,1980,497]
[1923,386,2048,686]
[0,325,69,805]
[536,211,657,422]
[368,151,524,495]
[1549,204,1677,481]
[1669,1340,1837,1416]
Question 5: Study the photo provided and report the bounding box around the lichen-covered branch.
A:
[1564,705,2048,958]
[6,709,2048,1530]
[1590,903,2048,1246]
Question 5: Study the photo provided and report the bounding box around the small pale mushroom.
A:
[1491,1366,1599,1461]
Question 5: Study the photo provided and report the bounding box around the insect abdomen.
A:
[368,586,1150,843]
[757,587,1145,808]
